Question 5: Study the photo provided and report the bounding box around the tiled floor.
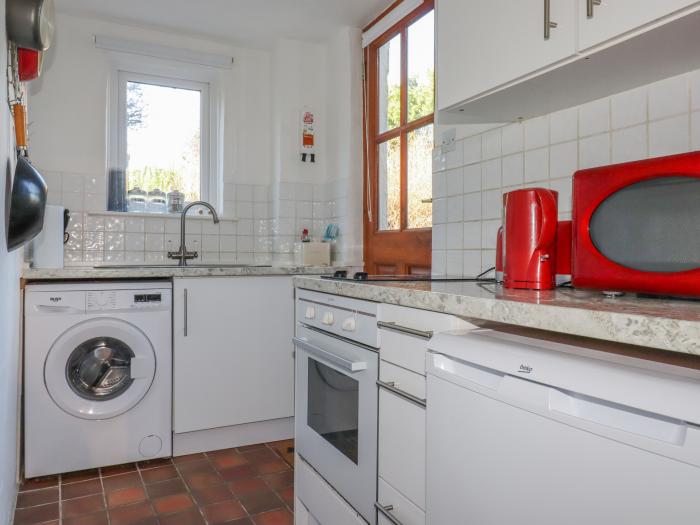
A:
[13,440,294,525]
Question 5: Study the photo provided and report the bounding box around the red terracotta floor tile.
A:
[61,478,103,500]
[172,452,206,464]
[137,457,172,469]
[202,499,247,524]
[209,451,249,471]
[158,508,207,525]
[236,443,268,453]
[140,464,178,484]
[15,487,58,508]
[218,465,256,482]
[278,486,294,507]
[182,469,223,490]
[19,476,59,492]
[13,502,59,525]
[252,508,294,525]
[241,448,278,464]
[101,463,137,477]
[226,519,254,525]
[108,501,155,525]
[145,478,188,500]
[62,494,106,518]
[228,477,270,499]
[190,484,234,506]
[101,472,141,492]
[62,468,100,484]
[253,459,290,476]
[239,491,285,515]
[152,493,195,515]
[63,510,109,525]
[106,486,147,508]
[261,471,294,491]
[175,459,214,475]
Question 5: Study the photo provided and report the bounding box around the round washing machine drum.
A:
[45,317,156,420]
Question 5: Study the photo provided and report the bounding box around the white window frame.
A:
[107,56,224,211]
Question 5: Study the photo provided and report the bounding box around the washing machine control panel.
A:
[86,290,170,311]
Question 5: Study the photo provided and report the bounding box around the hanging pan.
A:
[6,0,55,51]
[6,156,47,251]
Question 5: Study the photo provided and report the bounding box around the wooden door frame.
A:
[363,0,435,274]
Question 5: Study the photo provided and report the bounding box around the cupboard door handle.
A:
[377,380,427,408]
[184,288,188,337]
[375,502,404,525]
[544,0,558,40]
[587,0,602,18]
[377,321,432,340]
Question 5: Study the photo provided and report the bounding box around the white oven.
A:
[294,290,379,524]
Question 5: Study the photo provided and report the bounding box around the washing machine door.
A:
[45,317,156,420]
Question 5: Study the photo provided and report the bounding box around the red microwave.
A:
[572,151,700,297]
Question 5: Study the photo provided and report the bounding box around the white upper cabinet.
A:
[437,0,577,111]
[578,0,700,51]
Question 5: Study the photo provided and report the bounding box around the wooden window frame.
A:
[364,0,435,237]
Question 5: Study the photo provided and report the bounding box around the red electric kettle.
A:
[503,188,559,290]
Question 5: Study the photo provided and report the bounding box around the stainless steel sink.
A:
[93,264,273,269]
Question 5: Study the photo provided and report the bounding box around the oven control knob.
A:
[304,306,316,319]
[342,318,356,332]
[322,312,334,325]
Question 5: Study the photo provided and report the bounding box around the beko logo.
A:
[49,297,62,303]
[518,364,533,374]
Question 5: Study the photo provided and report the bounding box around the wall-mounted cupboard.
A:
[437,0,700,123]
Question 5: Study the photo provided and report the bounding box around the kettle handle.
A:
[535,190,557,250]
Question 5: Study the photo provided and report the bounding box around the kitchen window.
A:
[110,71,212,211]
[364,0,434,274]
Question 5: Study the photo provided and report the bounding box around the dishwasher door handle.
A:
[293,337,367,372]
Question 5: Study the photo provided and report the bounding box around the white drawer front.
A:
[295,456,367,525]
[377,477,426,525]
[380,361,426,400]
[378,389,426,510]
[379,329,428,375]
[379,304,475,332]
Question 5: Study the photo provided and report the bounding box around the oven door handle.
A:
[293,337,368,372]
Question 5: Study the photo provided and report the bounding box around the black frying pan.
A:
[6,156,47,251]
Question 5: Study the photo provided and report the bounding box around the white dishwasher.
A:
[426,329,700,525]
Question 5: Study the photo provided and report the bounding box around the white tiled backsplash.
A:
[432,68,700,277]
[41,176,342,266]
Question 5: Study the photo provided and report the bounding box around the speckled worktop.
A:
[22,265,343,281]
[294,276,700,356]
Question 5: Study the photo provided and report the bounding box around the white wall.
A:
[432,69,700,276]
[28,12,364,267]
[0,1,22,520]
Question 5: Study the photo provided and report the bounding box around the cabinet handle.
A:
[375,502,404,525]
[377,380,427,408]
[184,288,188,337]
[377,321,432,340]
[544,0,558,40]
[587,0,602,18]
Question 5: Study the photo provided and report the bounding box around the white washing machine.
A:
[24,282,172,478]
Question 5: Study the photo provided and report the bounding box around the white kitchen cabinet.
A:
[173,277,294,434]
[437,0,577,111]
[578,0,700,51]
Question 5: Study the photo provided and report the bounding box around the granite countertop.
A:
[23,265,344,281]
[294,276,700,356]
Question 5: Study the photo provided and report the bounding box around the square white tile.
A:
[501,123,524,155]
[649,115,690,157]
[502,154,524,187]
[612,125,648,164]
[550,141,578,180]
[649,74,689,120]
[463,164,482,193]
[579,98,610,137]
[611,86,647,129]
[579,133,611,169]
[549,107,578,144]
[463,135,482,165]
[481,159,501,190]
[524,148,549,182]
[524,116,549,150]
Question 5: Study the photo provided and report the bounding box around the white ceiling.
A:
[56,0,393,49]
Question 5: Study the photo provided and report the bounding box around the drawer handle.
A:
[544,0,558,40]
[377,321,432,340]
[377,380,427,408]
[375,502,404,525]
[587,0,601,18]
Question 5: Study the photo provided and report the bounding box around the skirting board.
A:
[173,417,294,456]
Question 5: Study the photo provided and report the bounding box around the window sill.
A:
[88,210,238,221]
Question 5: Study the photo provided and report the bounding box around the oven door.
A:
[294,323,378,524]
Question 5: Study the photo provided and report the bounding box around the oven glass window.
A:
[307,358,359,464]
[590,176,700,272]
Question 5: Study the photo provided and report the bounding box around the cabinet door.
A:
[173,277,294,433]
[437,0,577,110]
[578,0,700,51]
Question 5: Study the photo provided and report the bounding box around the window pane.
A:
[126,81,201,204]
[378,34,401,133]
[378,136,401,231]
[407,11,434,123]
[407,124,433,229]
